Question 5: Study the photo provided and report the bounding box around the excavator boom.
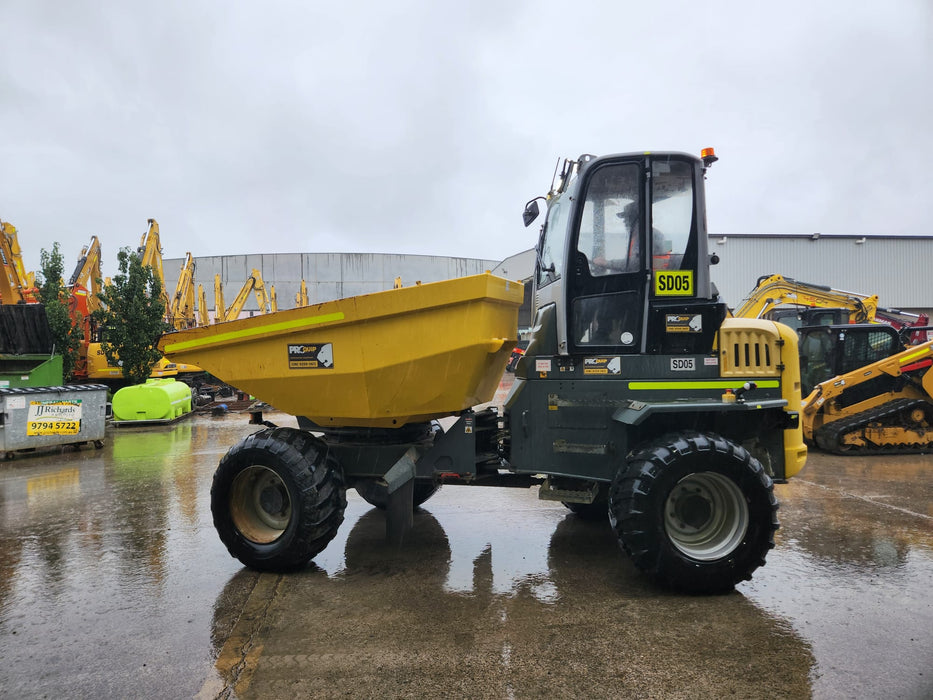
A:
[214,274,225,324]
[1,220,39,304]
[734,274,878,324]
[295,279,308,307]
[252,269,270,315]
[137,219,170,316]
[223,269,265,322]
[197,284,209,326]
[170,252,197,329]
[875,307,931,344]
[67,235,104,317]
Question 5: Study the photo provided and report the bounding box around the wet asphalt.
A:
[0,392,931,699]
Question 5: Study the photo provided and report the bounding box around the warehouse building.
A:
[164,234,932,324]
[163,252,499,320]
[708,234,932,318]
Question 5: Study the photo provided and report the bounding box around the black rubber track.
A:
[608,431,779,595]
[211,427,347,571]
[814,398,933,455]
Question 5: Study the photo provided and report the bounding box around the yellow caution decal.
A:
[654,270,694,296]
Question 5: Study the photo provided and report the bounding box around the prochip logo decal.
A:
[288,343,334,369]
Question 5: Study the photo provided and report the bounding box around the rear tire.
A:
[608,432,778,594]
[212,427,347,571]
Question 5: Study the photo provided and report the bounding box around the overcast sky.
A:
[2,1,931,278]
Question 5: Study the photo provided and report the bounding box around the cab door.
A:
[567,159,648,354]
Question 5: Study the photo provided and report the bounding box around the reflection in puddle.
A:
[0,414,264,699]
[210,486,815,698]
[287,471,932,698]
[742,479,933,699]
[313,487,571,603]
[7,408,928,698]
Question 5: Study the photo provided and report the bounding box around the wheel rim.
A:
[664,472,748,561]
[230,465,292,544]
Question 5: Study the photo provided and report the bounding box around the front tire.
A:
[212,427,347,571]
[608,432,778,594]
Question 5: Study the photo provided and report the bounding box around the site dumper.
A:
[159,149,807,594]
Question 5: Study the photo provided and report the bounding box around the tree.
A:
[37,242,83,381]
[93,247,170,386]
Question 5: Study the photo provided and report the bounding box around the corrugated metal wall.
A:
[163,235,932,320]
[486,237,933,314]
[709,235,932,313]
[163,252,500,315]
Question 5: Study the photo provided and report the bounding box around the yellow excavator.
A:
[85,219,197,382]
[295,280,309,307]
[66,235,107,379]
[216,268,273,322]
[169,252,197,330]
[734,273,929,342]
[0,220,39,304]
[68,236,104,303]
[137,218,171,315]
[799,323,933,454]
[733,274,879,329]
[213,274,225,323]
[197,284,209,326]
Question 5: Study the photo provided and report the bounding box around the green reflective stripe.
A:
[628,379,780,390]
[163,312,346,353]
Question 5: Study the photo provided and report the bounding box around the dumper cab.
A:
[504,151,805,488]
[525,151,725,358]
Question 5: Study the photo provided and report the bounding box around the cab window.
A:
[651,159,694,271]
[537,199,570,287]
[576,163,641,276]
[840,329,901,374]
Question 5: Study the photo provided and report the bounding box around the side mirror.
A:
[522,199,541,227]
[709,253,720,265]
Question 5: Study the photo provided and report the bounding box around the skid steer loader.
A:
[800,323,933,454]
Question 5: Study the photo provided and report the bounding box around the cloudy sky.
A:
[2,1,931,278]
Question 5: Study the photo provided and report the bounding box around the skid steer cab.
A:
[188,148,806,596]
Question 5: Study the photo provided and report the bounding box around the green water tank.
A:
[112,378,192,421]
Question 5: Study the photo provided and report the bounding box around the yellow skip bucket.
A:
[158,273,523,428]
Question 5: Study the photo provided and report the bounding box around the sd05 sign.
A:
[654,270,694,296]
